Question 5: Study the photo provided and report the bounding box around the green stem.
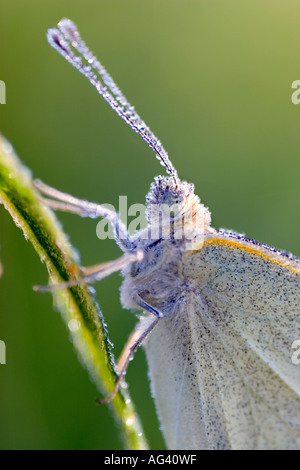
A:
[0,133,148,450]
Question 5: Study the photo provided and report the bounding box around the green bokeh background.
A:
[1,0,300,450]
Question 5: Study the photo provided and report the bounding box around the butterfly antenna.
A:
[47,19,179,184]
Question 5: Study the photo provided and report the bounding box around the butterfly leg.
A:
[133,294,164,318]
[97,315,160,404]
[34,179,132,251]
[33,251,142,292]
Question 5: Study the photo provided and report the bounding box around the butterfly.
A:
[35,18,300,450]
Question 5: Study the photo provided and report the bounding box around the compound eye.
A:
[162,197,184,217]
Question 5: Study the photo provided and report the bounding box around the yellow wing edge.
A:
[189,237,300,275]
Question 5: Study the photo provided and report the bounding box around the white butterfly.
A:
[36,19,300,450]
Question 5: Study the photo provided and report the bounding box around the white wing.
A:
[143,238,300,449]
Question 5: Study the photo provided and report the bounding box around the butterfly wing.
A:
[143,237,300,449]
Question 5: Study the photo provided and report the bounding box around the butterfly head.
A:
[146,176,196,222]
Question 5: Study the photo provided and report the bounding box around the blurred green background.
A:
[1,0,300,450]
